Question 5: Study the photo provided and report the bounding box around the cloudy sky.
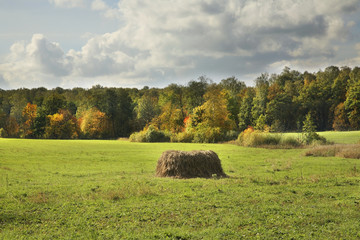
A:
[0,0,360,89]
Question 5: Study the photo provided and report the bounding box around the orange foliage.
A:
[267,83,282,101]
[45,110,78,139]
[243,126,254,134]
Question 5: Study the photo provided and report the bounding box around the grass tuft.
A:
[305,144,360,159]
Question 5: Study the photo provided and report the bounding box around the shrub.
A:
[237,127,302,148]
[129,131,146,142]
[192,124,222,143]
[223,130,240,142]
[281,137,302,147]
[300,132,327,145]
[129,126,170,142]
[0,128,8,138]
[145,126,170,142]
[301,113,327,145]
[171,131,194,143]
[237,127,281,147]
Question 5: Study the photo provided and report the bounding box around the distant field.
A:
[317,131,360,144]
[281,131,360,144]
[1,138,360,239]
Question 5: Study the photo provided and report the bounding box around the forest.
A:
[0,66,359,142]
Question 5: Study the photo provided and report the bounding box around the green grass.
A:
[317,131,360,144]
[1,138,360,239]
[281,131,360,144]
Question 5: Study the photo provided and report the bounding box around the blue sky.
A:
[0,0,360,89]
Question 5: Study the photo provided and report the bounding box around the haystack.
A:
[156,150,227,178]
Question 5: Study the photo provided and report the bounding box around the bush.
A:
[129,131,146,142]
[281,137,302,147]
[145,126,170,142]
[171,131,194,143]
[192,125,222,143]
[301,132,327,145]
[237,127,281,147]
[237,127,302,148]
[129,126,170,142]
[223,130,240,142]
[0,128,8,138]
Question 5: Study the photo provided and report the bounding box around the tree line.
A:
[0,66,359,141]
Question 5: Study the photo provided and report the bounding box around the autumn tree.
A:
[21,103,37,138]
[80,107,111,139]
[156,84,186,132]
[44,110,78,139]
[202,84,233,130]
[332,103,350,131]
[4,116,20,138]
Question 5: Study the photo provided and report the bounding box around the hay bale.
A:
[156,150,227,178]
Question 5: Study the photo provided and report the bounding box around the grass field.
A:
[1,132,360,239]
[281,130,360,144]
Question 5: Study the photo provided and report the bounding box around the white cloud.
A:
[91,0,107,11]
[1,0,360,89]
[49,0,85,8]
[0,34,70,89]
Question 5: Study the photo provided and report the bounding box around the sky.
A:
[0,0,360,90]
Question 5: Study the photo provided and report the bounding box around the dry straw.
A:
[156,150,227,178]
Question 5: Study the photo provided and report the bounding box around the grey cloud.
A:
[28,34,72,76]
[200,1,225,15]
[259,15,328,38]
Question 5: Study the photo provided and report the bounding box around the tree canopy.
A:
[0,66,359,141]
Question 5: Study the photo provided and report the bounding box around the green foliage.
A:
[145,126,170,142]
[129,130,146,142]
[171,131,194,143]
[0,65,360,141]
[238,127,302,148]
[0,127,8,138]
[135,94,159,128]
[238,88,255,131]
[302,113,327,145]
[345,81,360,129]
[223,130,240,141]
[192,124,222,143]
[254,114,266,131]
[129,125,170,142]
[238,127,281,147]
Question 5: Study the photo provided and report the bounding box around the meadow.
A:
[0,131,360,239]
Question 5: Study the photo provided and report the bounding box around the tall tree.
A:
[238,88,255,131]
[220,77,246,129]
[21,103,37,138]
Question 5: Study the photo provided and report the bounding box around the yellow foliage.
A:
[80,107,110,138]
[22,103,37,137]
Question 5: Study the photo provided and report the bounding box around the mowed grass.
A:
[0,138,360,239]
